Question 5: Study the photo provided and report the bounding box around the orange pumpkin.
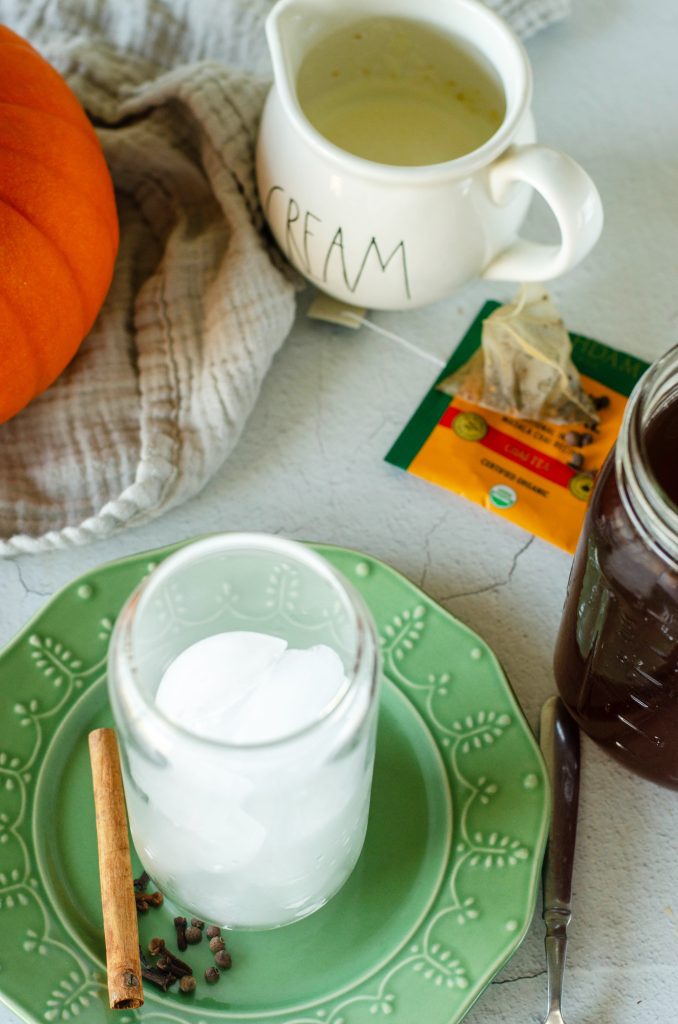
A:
[0,26,119,424]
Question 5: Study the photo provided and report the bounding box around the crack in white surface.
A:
[271,523,308,537]
[361,412,398,447]
[492,967,547,986]
[419,508,453,592]
[12,559,51,599]
[440,535,535,602]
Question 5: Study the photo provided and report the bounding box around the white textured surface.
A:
[1,0,678,1021]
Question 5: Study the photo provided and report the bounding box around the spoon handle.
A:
[540,696,580,1018]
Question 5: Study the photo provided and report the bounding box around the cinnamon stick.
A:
[89,728,144,1010]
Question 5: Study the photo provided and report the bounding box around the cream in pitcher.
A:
[297,17,506,166]
[256,0,604,310]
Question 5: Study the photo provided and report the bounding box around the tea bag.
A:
[438,284,599,424]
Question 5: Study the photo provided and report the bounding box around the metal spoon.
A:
[539,696,581,1024]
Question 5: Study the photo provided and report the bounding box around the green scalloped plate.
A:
[0,541,549,1024]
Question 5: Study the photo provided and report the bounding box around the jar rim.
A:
[617,342,678,564]
[108,533,380,752]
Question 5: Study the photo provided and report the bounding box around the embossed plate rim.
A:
[0,538,550,1024]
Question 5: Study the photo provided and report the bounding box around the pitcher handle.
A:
[482,144,603,281]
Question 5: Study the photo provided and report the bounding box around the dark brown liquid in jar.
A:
[645,399,678,506]
[554,392,678,787]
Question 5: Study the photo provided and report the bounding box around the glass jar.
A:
[108,534,380,928]
[554,344,678,787]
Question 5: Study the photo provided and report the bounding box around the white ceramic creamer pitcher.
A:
[256,0,603,310]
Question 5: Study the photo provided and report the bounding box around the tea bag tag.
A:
[307,293,367,329]
[307,290,445,369]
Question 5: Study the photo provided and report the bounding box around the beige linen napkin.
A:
[0,0,569,556]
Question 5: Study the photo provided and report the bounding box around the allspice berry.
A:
[180,975,197,994]
[209,936,225,953]
[214,949,232,970]
[206,925,221,939]
[205,966,220,984]
[185,925,202,945]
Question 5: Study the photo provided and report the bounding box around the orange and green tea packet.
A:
[385,302,649,553]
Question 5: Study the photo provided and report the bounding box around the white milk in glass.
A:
[297,17,506,166]
[108,536,380,929]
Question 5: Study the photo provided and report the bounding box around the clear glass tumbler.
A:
[108,534,380,928]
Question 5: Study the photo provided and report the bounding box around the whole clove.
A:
[562,430,583,447]
[562,429,595,449]
[157,951,193,978]
[136,890,163,910]
[174,916,188,951]
[155,956,175,976]
[142,965,176,992]
[134,879,163,914]
[148,937,166,957]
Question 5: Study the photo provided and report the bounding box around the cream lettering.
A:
[268,185,411,301]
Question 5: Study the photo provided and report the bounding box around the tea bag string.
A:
[341,312,446,370]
